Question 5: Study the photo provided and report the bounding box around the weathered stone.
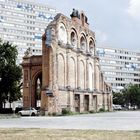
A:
[22,11,112,115]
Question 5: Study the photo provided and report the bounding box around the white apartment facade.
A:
[97,47,140,92]
[0,0,56,64]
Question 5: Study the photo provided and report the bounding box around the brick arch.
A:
[57,53,65,87]
[32,70,42,85]
[78,60,85,89]
[88,63,94,90]
[70,27,78,48]
[89,37,96,54]
[68,57,76,88]
[22,55,42,109]
[32,70,42,108]
[80,33,87,51]
[57,22,68,44]
[96,63,100,90]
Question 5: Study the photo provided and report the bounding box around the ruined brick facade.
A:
[22,10,112,114]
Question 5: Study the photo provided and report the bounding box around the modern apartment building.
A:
[0,0,56,64]
[97,47,140,92]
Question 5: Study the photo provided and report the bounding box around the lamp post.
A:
[29,56,32,116]
[25,47,32,116]
[7,92,10,108]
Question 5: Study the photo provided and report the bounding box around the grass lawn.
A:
[0,129,140,140]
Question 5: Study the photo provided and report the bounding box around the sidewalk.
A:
[0,114,19,119]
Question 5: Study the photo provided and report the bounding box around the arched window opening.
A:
[71,31,77,47]
[80,36,86,50]
[89,40,94,54]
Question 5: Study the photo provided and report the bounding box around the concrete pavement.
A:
[0,111,140,130]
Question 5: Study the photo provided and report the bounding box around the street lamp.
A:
[25,47,32,116]
[7,92,10,108]
[29,56,32,116]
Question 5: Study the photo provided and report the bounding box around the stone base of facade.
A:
[41,89,112,115]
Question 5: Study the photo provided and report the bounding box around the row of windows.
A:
[16,42,26,46]
[0,4,33,13]
[0,22,37,31]
[27,43,34,47]
[119,56,131,60]
[2,10,53,22]
[104,72,140,77]
[0,0,56,13]
[102,66,116,70]
[105,77,140,82]
[0,33,34,41]
[2,28,33,35]
[1,9,54,22]
[106,77,140,82]
[0,29,41,40]
[97,48,137,56]
[0,22,14,27]
[99,53,134,60]
[0,28,43,41]
[104,72,116,75]
[100,60,140,67]
[32,49,41,53]
[111,83,126,87]
[116,67,137,71]
[97,50,139,60]
[0,0,56,65]
[35,27,44,32]
[102,66,139,72]
[0,6,54,22]
[100,60,116,64]
[115,50,136,55]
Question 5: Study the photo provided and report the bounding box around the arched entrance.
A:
[22,55,42,109]
[32,71,42,109]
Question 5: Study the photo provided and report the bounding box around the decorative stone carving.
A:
[24,47,32,57]
[70,9,80,19]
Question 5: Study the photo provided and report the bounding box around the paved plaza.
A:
[0,111,140,130]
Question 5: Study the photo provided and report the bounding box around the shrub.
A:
[52,112,57,116]
[15,107,22,114]
[99,108,105,112]
[0,108,13,114]
[48,112,52,116]
[62,108,72,115]
[89,110,95,113]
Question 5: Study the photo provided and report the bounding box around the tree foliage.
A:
[113,84,140,108]
[113,91,125,106]
[0,39,22,108]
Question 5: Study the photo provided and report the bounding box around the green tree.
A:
[113,91,125,106]
[125,84,140,107]
[0,39,22,109]
[113,84,140,108]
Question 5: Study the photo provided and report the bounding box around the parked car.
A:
[113,104,122,110]
[128,105,137,110]
[18,107,39,116]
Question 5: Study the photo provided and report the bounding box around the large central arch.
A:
[32,71,42,108]
[22,55,42,109]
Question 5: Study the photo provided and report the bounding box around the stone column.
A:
[80,94,84,112]
[89,94,93,111]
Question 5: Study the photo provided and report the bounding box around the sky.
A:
[37,0,140,51]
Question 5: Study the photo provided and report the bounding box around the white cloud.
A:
[95,30,108,44]
[127,0,140,20]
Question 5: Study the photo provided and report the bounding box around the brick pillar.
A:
[89,94,93,111]
[41,34,50,112]
[80,94,84,112]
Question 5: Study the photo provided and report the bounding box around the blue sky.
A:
[37,0,140,51]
